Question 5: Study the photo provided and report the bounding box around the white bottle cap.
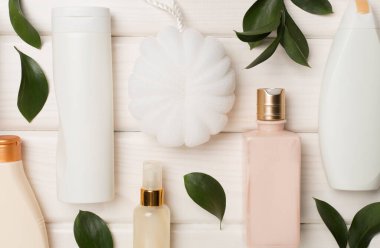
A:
[143,161,163,190]
[52,7,111,33]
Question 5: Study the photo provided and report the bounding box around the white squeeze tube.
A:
[52,7,114,203]
[319,0,380,190]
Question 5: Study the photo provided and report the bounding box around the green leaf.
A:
[349,202,380,248]
[15,47,49,123]
[314,198,348,248]
[246,13,285,69]
[235,31,270,43]
[243,0,284,34]
[280,12,310,67]
[291,0,333,15]
[249,41,263,50]
[246,37,281,69]
[283,11,309,58]
[74,211,113,248]
[184,172,226,229]
[9,0,41,49]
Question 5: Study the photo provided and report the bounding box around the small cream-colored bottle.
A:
[133,161,170,248]
[0,136,49,247]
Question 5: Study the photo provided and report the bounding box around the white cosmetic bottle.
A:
[133,161,171,248]
[52,7,114,203]
[0,136,49,247]
[319,0,380,190]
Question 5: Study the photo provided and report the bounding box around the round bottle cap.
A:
[52,7,110,17]
[52,7,111,33]
[0,135,22,163]
[257,88,286,121]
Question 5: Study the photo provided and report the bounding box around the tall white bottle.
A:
[0,136,49,247]
[319,0,380,190]
[52,7,114,203]
[133,161,171,248]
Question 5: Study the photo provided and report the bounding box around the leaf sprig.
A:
[236,0,333,68]
[315,198,380,248]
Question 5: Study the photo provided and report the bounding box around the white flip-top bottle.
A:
[319,0,380,190]
[52,7,114,203]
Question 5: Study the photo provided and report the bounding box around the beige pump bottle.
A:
[0,136,49,248]
[243,89,301,248]
[133,161,170,248]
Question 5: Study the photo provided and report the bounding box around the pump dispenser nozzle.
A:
[140,161,164,206]
[143,161,163,190]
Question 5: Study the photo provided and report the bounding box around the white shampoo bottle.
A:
[319,0,380,190]
[52,7,114,203]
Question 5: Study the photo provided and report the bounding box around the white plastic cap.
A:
[142,161,163,190]
[52,7,111,33]
[52,7,110,17]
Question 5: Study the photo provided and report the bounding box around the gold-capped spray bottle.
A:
[133,161,170,248]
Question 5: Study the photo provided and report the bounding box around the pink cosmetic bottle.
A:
[243,88,301,248]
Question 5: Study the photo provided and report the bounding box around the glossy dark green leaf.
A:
[280,12,310,67]
[249,41,263,50]
[243,0,284,34]
[184,173,226,229]
[314,198,348,248]
[235,31,270,43]
[349,202,380,248]
[291,0,333,15]
[246,37,281,69]
[246,13,285,69]
[285,11,309,58]
[74,211,113,248]
[9,0,41,49]
[15,47,49,123]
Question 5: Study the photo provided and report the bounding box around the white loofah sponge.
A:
[129,26,236,147]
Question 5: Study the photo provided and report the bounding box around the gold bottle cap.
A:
[257,88,285,121]
[0,135,22,163]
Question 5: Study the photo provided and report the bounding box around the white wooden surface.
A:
[1,0,380,247]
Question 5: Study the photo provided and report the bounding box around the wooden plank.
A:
[0,36,330,132]
[47,223,380,247]
[0,0,379,38]
[300,224,380,248]
[48,223,244,248]
[8,131,244,224]
[3,131,380,225]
